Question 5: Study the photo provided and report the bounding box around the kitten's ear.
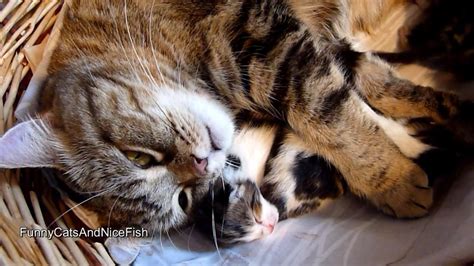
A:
[0,119,59,169]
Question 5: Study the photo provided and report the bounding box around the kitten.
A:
[191,179,278,244]
[0,0,472,235]
[191,124,280,244]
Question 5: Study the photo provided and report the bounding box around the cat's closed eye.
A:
[123,150,163,169]
[252,194,263,224]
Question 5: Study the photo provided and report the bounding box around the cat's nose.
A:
[265,223,275,233]
[193,156,208,176]
[262,207,279,234]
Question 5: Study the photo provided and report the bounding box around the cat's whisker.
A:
[74,183,123,195]
[148,0,171,90]
[159,230,164,251]
[219,175,225,191]
[225,161,239,168]
[123,0,160,90]
[145,187,161,242]
[174,227,184,236]
[165,230,177,249]
[186,224,195,252]
[149,224,157,246]
[69,39,96,82]
[111,8,143,85]
[107,194,121,229]
[125,0,165,92]
[210,180,222,258]
[147,98,179,133]
[48,185,117,228]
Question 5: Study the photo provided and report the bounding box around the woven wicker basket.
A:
[0,1,114,264]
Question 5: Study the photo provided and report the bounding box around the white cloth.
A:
[134,162,474,265]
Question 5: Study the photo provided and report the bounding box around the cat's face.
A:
[0,0,239,232]
[192,179,279,244]
[50,63,235,230]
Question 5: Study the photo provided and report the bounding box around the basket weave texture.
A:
[0,1,114,264]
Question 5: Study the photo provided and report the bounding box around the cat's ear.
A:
[105,237,143,265]
[0,119,59,169]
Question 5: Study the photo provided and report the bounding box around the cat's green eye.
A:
[124,151,158,169]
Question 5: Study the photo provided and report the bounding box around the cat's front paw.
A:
[448,100,474,147]
[370,164,433,218]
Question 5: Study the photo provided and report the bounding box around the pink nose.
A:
[264,223,275,233]
[193,157,208,176]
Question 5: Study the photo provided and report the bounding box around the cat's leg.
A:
[354,53,474,146]
[286,91,433,218]
[260,129,345,220]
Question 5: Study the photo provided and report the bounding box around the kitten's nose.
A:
[261,207,278,234]
[265,223,275,233]
[193,156,208,176]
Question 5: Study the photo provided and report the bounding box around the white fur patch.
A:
[358,98,431,158]
[260,194,279,225]
[153,85,235,151]
[139,84,235,175]
[228,126,277,185]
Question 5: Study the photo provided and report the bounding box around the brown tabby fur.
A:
[34,0,473,232]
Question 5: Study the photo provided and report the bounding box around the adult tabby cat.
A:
[0,0,472,234]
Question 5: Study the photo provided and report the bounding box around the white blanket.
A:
[134,162,474,265]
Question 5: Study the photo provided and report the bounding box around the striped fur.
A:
[195,110,462,243]
[31,0,473,233]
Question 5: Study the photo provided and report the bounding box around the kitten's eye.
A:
[124,151,160,169]
[252,197,262,223]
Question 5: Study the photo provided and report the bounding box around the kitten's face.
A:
[192,179,279,244]
[42,60,234,231]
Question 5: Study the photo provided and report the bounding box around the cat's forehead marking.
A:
[75,78,177,151]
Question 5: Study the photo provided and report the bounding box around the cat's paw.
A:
[448,100,474,147]
[371,164,433,218]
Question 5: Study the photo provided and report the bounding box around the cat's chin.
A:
[206,150,227,176]
[185,91,235,176]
